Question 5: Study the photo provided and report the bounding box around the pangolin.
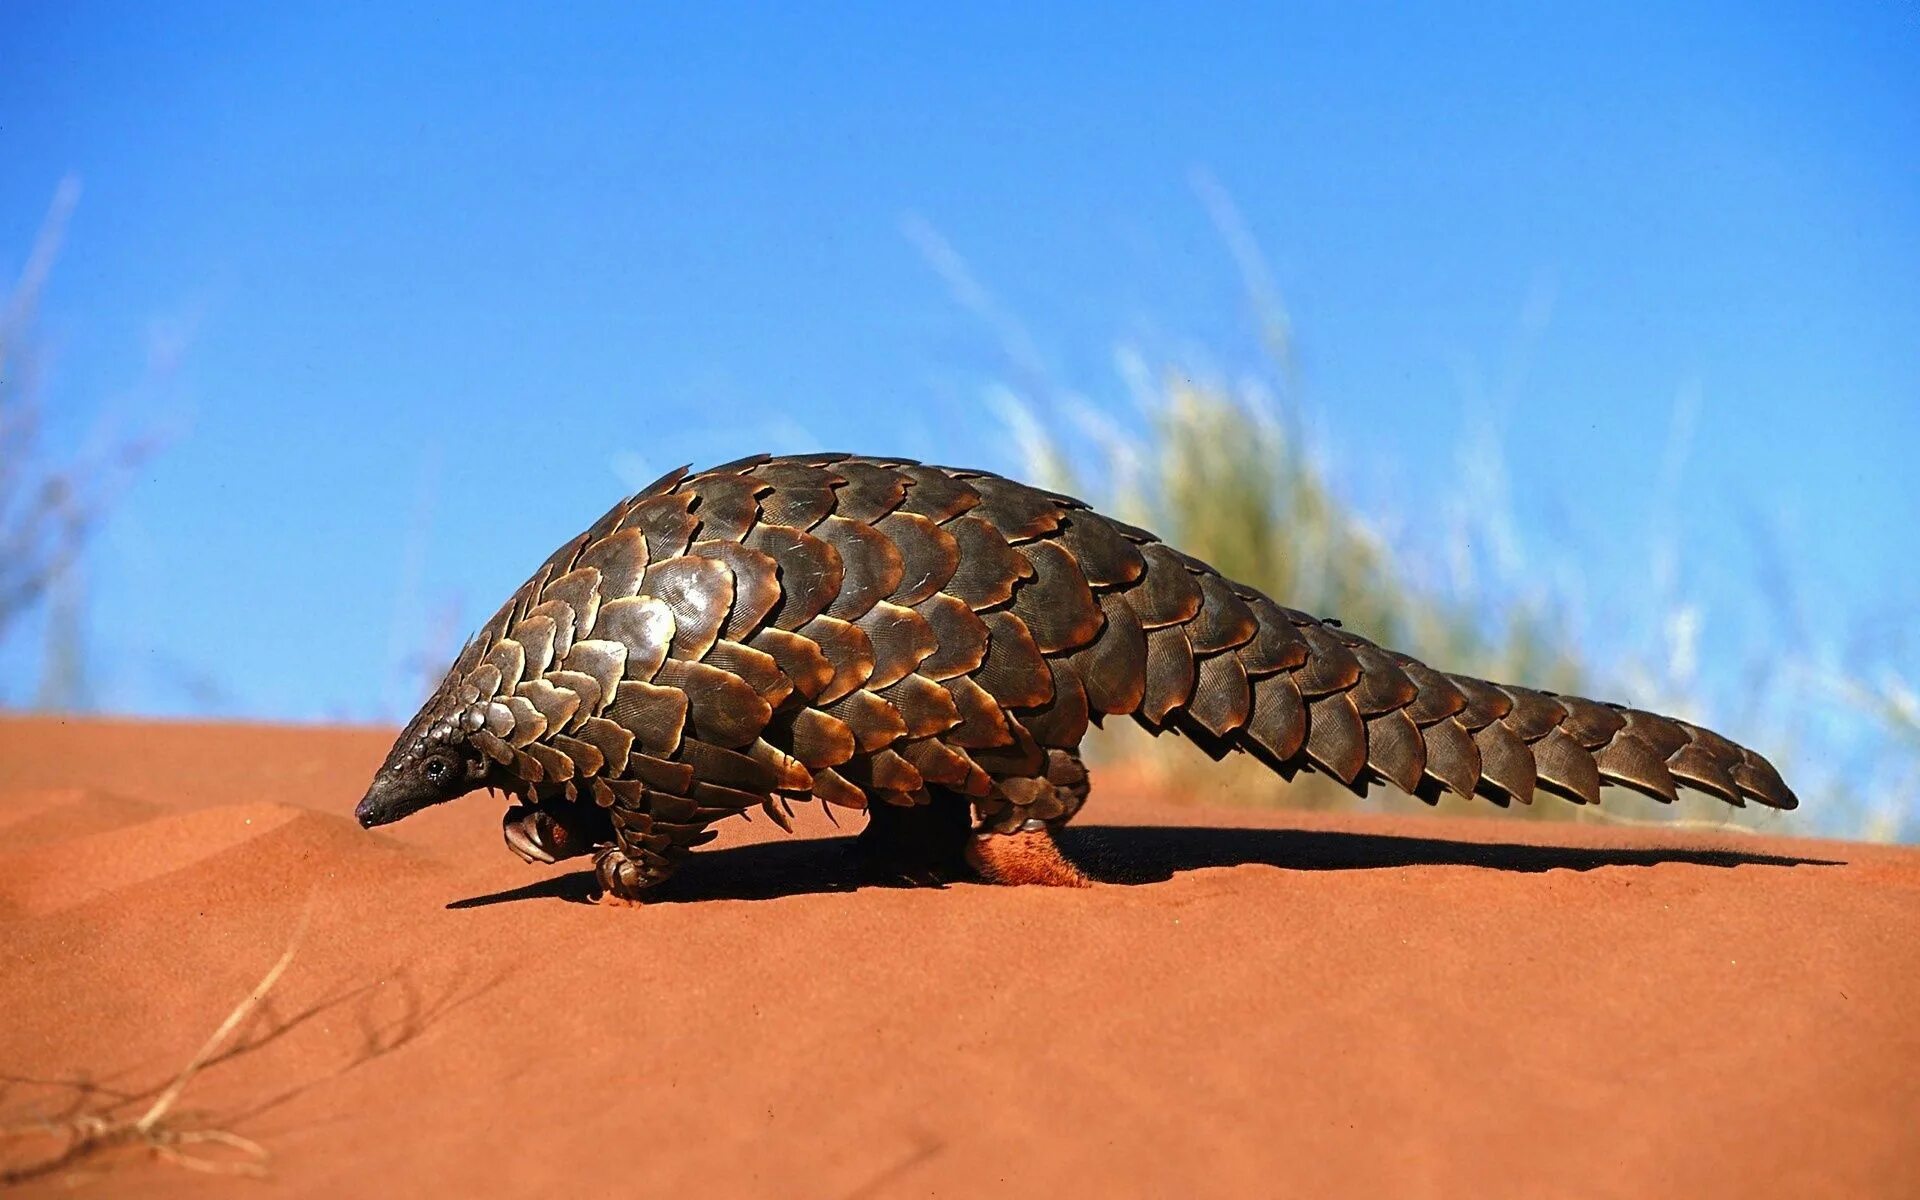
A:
[354,454,1797,898]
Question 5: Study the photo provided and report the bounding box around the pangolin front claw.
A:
[502,804,606,865]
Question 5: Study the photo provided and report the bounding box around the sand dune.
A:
[1,715,1915,1197]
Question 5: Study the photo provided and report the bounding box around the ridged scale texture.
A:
[414,454,1797,887]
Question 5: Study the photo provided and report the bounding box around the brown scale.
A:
[816,516,904,622]
[779,707,856,769]
[1187,652,1252,738]
[830,461,910,524]
[573,528,649,600]
[616,492,700,562]
[688,541,783,640]
[1069,591,1147,715]
[1139,626,1196,725]
[698,475,773,541]
[855,602,939,689]
[941,517,1030,609]
[878,673,963,738]
[359,454,1801,901]
[746,525,842,631]
[913,594,990,680]
[1009,540,1104,654]
[898,736,976,789]
[940,675,1016,750]
[1019,662,1090,749]
[639,557,731,661]
[972,612,1054,709]
[876,511,959,604]
[746,627,834,702]
[894,465,981,522]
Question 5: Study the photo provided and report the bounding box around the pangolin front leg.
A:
[500,797,677,901]
[501,802,609,865]
[593,842,665,903]
[592,791,719,901]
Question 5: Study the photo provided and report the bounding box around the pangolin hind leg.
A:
[965,821,1089,887]
[856,793,972,885]
[966,747,1093,888]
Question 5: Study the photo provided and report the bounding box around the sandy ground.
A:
[1,715,1916,1198]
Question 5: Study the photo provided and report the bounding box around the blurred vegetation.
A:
[1,179,162,708]
[952,187,1917,842]
[0,180,85,663]
[1003,370,1917,840]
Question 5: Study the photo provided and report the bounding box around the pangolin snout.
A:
[354,787,392,829]
[355,772,435,829]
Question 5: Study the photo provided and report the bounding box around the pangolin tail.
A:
[1095,549,1796,812]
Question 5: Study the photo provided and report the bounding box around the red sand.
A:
[2,715,1916,1197]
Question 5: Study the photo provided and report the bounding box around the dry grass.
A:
[0,930,302,1187]
[1,177,166,709]
[920,188,1916,841]
[1001,369,1917,840]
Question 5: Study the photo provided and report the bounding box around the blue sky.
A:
[2,2,1915,726]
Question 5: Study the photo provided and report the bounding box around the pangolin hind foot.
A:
[966,822,1090,888]
[355,454,1798,899]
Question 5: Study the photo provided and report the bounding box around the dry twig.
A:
[0,921,306,1186]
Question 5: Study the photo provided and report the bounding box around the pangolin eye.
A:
[425,758,448,782]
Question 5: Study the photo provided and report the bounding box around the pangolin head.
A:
[354,659,610,865]
[355,676,493,829]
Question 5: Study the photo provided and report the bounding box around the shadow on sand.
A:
[447,823,1841,909]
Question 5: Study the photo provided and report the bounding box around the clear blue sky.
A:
[3,2,1915,725]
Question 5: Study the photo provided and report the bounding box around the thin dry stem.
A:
[0,917,306,1187]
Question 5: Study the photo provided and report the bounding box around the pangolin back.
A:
[397,453,1796,889]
